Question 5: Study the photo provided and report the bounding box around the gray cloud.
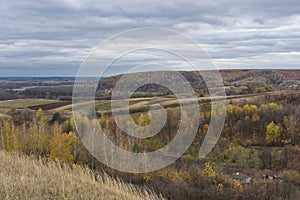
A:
[0,0,299,76]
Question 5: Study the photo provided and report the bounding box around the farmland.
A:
[0,99,61,109]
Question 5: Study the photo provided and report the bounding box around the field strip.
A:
[0,98,60,108]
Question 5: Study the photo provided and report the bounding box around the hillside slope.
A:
[96,69,300,97]
[0,151,163,200]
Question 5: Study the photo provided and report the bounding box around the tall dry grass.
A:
[0,151,164,200]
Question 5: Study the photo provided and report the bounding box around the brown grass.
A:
[0,151,164,200]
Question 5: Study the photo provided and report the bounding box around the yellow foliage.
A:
[217,183,223,189]
[143,173,153,182]
[170,171,185,182]
[25,126,49,157]
[227,104,234,114]
[1,121,21,152]
[233,181,242,190]
[35,108,46,122]
[69,117,75,129]
[243,104,258,114]
[49,131,74,164]
[137,113,150,126]
[269,102,280,110]
[203,124,209,134]
[201,162,217,178]
[266,121,282,145]
[143,168,186,183]
[235,106,243,116]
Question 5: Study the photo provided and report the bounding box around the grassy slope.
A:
[0,151,163,200]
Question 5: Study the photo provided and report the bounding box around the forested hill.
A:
[97,69,300,97]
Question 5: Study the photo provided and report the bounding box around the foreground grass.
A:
[0,151,163,200]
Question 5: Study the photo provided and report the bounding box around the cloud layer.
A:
[0,0,299,76]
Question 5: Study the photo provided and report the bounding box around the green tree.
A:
[143,138,163,152]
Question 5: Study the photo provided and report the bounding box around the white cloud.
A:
[0,0,299,76]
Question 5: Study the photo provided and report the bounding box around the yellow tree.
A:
[25,125,49,157]
[266,121,282,145]
[136,112,151,139]
[35,108,46,122]
[243,104,258,115]
[49,131,74,164]
[201,162,217,178]
[62,117,76,133]
[1,121,21,152]
[137,113,150,126]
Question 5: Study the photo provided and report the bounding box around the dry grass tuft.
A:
[0,151,164,200]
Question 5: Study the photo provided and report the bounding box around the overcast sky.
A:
[0,0,300,76]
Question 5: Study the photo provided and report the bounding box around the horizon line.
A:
[0,68,300,78]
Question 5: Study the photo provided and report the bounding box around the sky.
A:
[0,0,300,76]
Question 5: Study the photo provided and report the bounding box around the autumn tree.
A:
[266,121,282,146]
[0,121,21,152]
[137,113,150,126]
[35,108,45,122]
[62,117,76,133]
[202,162,217,178]
[49,131,74,164]
[24,124,49,157]
[284,106,300,145]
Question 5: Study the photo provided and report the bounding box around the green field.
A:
[0,106,12,109]
[0,99,61,109]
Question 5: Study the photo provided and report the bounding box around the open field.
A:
[1,90,300,115]
[0,99,61,109]
[27,101,71,110]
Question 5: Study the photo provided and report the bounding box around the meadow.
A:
[0,151,163,200]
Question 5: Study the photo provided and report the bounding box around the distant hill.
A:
[1,69,300,100]
[97,69,300,97]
